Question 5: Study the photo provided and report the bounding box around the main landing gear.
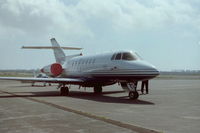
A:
[59,85,103,96]
[93,86,102,94]
[60,86,69,96]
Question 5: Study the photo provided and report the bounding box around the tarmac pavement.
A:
[0,79,199,133]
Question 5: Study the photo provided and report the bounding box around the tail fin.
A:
[21,38,83,64]
[50,38,66,64]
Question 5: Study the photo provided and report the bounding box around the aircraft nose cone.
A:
[144,63,160,77]
[150,67,160,77]
[133,61,160,77]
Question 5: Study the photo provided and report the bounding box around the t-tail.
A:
[50,38,66,64]
[22,38,83,64]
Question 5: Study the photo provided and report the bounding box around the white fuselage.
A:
[61,51,159,85]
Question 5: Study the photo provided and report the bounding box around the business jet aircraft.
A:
[0,38,159,100]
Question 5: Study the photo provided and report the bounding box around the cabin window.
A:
[90,59,93,64]
[88,59,91,64]
[92,59,95,63]
[115,53,122,60]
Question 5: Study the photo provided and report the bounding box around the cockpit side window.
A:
[122,52,137,60]
[115,53,122,60]
[111,53,116,60]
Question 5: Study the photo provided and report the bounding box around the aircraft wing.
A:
[0,77,83,84]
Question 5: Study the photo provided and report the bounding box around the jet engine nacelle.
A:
[41,63,63,77]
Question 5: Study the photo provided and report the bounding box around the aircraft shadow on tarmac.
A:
[0,90,154,105]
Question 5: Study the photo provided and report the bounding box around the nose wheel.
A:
[129,91,139,100]
[60,86,69,96]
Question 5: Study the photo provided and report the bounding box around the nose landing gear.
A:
[129,91,139,100]
[121,82,139,100]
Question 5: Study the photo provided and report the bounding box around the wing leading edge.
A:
[0,77,83,84]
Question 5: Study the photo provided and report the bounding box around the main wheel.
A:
[94,86,102,94]
[129,91,139,100]
[60,87,69,96]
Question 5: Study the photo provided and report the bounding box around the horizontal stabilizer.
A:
[22,46,82,50]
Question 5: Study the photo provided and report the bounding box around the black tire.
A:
[94,86,102,94]
[129,91,139,100]
[60,87,69,96]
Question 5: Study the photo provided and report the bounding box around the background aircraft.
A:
[0,38,159,100]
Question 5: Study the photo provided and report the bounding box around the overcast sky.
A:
[0,0,199,71]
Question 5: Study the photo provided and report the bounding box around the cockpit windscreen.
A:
[111,52,140,61]
[122,52,137,60]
